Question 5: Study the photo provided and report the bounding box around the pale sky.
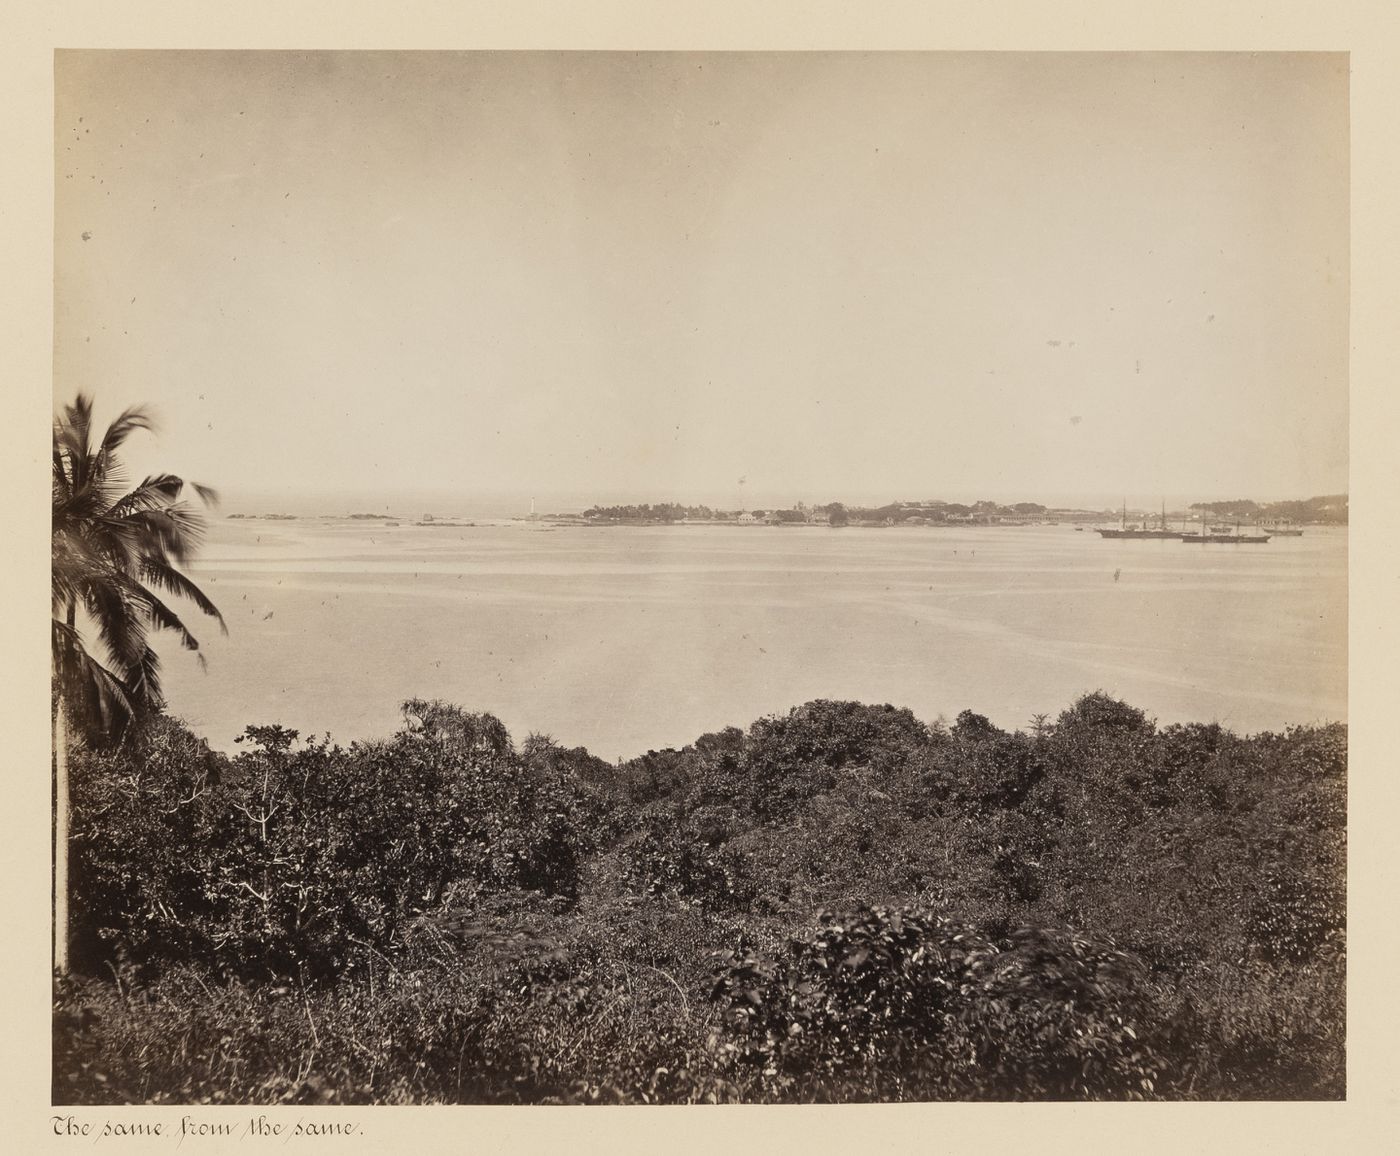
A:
[55,51,1348,511]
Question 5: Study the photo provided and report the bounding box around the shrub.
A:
[69,707,594,983]
[710,905,1165,1101]
[620,812,754,911]
[60,694,1346,1103]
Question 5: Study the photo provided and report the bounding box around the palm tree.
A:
[51,393,225,972]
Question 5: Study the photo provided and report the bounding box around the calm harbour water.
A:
[156,519,1348,759]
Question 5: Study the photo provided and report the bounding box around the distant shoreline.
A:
[220,511,1348,532]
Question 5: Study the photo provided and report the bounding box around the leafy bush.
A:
[58,692,1345,1103]
[69,704,596,982]
[620,812,753,911]
[741,700,931,820]
[711,906,1164,1101]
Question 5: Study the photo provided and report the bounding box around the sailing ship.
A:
[1096,500,1182,539]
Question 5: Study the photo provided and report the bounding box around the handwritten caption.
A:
[52,1115,361,1142]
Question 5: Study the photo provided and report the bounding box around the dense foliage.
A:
[1188,494,1348,525]
[52,392,225,979]
[579,499,1057,525]
[577,496,1348,527]
[581,503,719,522]
[55,693,1344,1103]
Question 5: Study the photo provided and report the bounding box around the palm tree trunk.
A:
[54,690,70,974]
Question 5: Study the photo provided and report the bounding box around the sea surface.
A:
[156,519,1348,759]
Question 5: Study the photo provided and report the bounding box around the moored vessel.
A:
[1182,523,1271,544]
[1096,500,1182,539]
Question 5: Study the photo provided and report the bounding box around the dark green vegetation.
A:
[52,394,223,738]
[1189,495,1348,525]
[55,693,1344,1104]
[582,502,723,521]
[580,495,1347,527]
[579,500,1055,524]
[52,394,223,974]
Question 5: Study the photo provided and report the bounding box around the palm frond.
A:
[118,504,208,565]
[52,617,133,739]
[56,395,96,490]
[107,474,186,518]
[90,511,162,573]
[123,643,165,715]
[190,481,221,508]
[53,445,73,497]
[52,392,221,746]
[51,530,113,612]
[84,577,146,683]
[99,404,157,456]
[139,554,226,632]
[131,577,203,655]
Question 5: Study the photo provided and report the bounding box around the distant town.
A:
[554,494,1349,528]
[220,494,1348,529]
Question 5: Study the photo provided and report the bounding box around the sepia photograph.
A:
[50,47,1348,1108]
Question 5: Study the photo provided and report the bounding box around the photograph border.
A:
[6,3,1399,1152]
